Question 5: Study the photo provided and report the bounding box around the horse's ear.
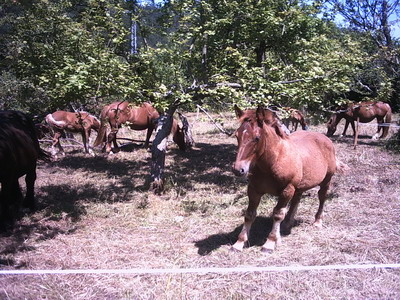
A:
[234,105,244,119]
[256,106,264,127]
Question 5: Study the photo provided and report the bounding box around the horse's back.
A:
[289,131,337,187]
[0,111,39,178]
[353,101,391,121]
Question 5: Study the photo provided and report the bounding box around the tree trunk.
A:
[150,102,179,194]
[178,112,195,149]
[381,0,392,48]
[255,40,266,66]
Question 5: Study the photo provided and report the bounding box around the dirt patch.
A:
[1,112,399,299]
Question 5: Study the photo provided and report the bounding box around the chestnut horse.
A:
[0,110,49,230]
[93,101,186,153]
[232,105,346,253]
[282,107,308,131]
[327,101,392,139]
[45,111,100,156]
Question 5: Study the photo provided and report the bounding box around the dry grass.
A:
[1,111,400,299]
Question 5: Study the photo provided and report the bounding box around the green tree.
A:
[146,0,366,115]
[326,0,400,110]
[1,0,141,114]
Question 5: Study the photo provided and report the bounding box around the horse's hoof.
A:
[313,220,323,228]
[261,247,274,254]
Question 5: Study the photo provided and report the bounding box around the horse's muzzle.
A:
[232,161,249,177]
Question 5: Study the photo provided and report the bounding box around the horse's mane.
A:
[240,108,288,139]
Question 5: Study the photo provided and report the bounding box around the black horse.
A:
[0,110,49,230]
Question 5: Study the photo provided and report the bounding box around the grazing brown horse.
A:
[231,105,346,253]
[45,111,100,156]
[282,107,308,131]
[327,101,392,139]
[93,101,186,153]
[0,110,49,230]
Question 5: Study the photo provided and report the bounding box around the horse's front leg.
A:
[231,187,262,252]
[261,185,295,253]
[282,191,303,234]
[144,127,154,149]
[342,120,351,136]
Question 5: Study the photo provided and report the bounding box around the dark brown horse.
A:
[231,105,346,253]
[0,110,49,230]
[282,107,308,131]
[45,111,100,156]
[93,101,186,153]
[327,101,392,139]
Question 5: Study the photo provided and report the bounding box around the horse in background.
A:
[327,101,392,139]
[0,110,49,230]
[281,107,308,132]
[93,101,186,153]
[45,111,100,156]
[231,105,346,253]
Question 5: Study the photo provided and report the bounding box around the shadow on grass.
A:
[167,142,238,190]
[0,217,78,268]
[194,216,302,255]
[0,139,238,265]
[328,134,384,147]
[47,141,238,196]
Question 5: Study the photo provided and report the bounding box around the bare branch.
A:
[196,105,233,136]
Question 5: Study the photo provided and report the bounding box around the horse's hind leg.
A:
[23,167,37,211]
[81,129,94,155]
[314,179,331,228]
[231,187,262,252]
[106,129,119,153]
[374,118,384,139]
[52,131,64,156]
[0,179,23,230]
[144,128,154,148]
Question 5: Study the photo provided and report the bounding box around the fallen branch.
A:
[116,137,149,144]
[196,105,234,136]
[39,138,94,150]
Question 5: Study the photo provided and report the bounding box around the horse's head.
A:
[232,105,284,177]
[326,114,338,136]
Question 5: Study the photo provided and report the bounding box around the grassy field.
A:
[1,111,399,299]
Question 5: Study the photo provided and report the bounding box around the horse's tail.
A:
[336,159,350,174]
[382,104,392,138]
[45,113,65,129]
[93,106,109,147]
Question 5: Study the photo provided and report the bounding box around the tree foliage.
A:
[1,0,141,114]
[325,0,400,109]
[0,0,399,116]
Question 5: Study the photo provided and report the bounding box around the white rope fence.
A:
[1,263,400,275]
[355,122,400,129]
